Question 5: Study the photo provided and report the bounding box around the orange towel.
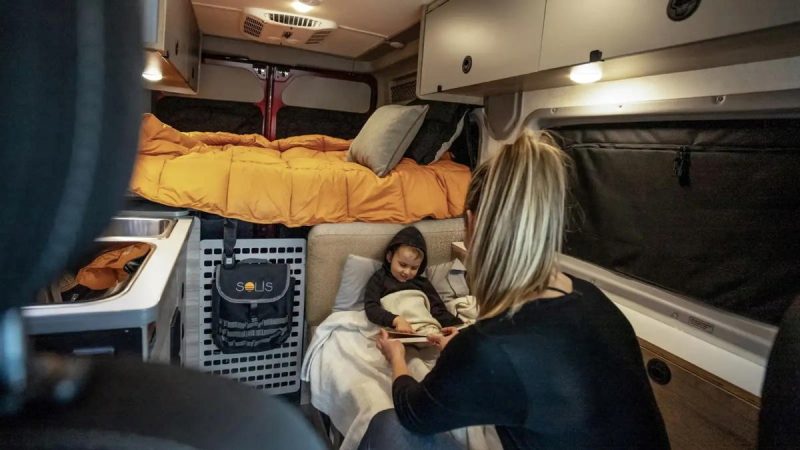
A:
[76,243,151,290]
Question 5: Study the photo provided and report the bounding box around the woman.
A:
[361,131,669,449]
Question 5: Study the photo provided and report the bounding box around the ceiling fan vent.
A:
[268,13,321,28]
[241,8,337,45]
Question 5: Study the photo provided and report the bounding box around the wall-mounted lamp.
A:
[570,49,603,84]
[142,69,163,82]
[385,40,404,49]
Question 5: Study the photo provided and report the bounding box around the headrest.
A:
[0,2,143,310]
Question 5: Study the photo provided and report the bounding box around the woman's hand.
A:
[427,327,459,351]
[376,328,406,363]
[392,316,413,333]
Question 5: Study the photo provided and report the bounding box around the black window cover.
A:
[154,97,263,134]
[554,119,800,325]
[275,106,369,140]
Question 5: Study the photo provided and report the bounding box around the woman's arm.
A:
[391,329,525,434]
[376,329,409,380]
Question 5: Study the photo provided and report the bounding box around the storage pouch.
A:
[211,220,295,353]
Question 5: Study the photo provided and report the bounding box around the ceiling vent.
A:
[268,13,321,28]
[241,8,337,46]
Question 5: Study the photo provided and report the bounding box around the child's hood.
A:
[385,226,428,273]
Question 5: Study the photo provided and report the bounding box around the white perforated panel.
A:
[198,238,305,395]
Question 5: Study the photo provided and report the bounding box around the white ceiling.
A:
[192,0,430,59]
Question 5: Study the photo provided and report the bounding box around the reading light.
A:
[386,40,404,49]
[291,1,314,13]
[569,49,603,84]
[142,69,163,82]
[569,62,602,84]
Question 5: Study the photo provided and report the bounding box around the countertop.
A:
[22,217,194,334]
[118,196,190,218]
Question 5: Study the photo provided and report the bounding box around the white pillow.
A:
[347,104,429,177]
[332,255,382,312]
[426,258,469,303]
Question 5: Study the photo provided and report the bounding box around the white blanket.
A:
[301,303,501,450]
[380,289,441,335]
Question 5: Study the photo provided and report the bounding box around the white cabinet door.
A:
[142,0,200,93]
[540,0,800,71]
[418,0,546,95]
[162,0,200,90]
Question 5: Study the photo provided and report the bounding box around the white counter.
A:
[22,217,193,335]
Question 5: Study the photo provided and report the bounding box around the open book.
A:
[385,323,470,345]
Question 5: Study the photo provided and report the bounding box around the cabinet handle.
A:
[647,358,672,385]
[175,40,180,56]
[462,55,472,74]
[666,0,701,21]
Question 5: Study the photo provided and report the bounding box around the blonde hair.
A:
[465,130,569,319]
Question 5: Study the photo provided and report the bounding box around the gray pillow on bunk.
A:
[347,104,429,177]
[333,254,382,312]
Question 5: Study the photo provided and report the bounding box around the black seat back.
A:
[759,297,800,448]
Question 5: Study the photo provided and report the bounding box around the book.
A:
[385,329,431,344]
[384,323,470,345]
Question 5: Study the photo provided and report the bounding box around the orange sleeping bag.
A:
[130,114,471,226]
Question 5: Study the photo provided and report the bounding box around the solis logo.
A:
[235,280,274,293]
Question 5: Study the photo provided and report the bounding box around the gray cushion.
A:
[347,104,429,177]
[332,254,382,312]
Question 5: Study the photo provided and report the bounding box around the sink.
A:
[99,217,175,239]
[32,241,155,306]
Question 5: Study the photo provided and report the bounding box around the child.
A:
[364,226,463,333]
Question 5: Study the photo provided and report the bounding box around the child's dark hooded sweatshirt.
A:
[364,227,463,328]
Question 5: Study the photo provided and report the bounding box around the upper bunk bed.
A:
[131,106,473,227]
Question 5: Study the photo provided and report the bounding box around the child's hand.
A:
[376,328,406,363]
[392,316,413,333]
[427,327,460,351]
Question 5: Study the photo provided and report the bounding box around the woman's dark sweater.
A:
[392,275,670,449]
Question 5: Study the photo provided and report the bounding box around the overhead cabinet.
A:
[417,0,546,96]
[539,0,800,71]
[418,0,800,97]
[142,0,201,94]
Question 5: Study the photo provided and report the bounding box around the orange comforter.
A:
[130,114,470,226]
